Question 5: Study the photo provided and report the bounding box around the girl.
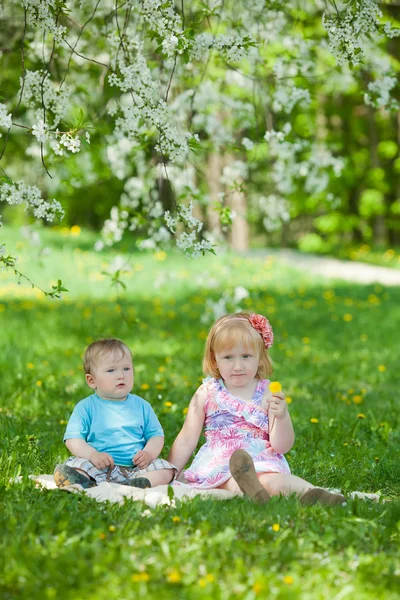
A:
[168,312,345,506]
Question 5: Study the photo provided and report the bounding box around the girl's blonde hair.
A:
[83,338,132,374]
[202,312,273,379]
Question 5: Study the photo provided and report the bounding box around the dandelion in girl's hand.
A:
[269,381,282,393]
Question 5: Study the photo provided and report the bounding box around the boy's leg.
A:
[142,469,175,487]
[123,458,177,488]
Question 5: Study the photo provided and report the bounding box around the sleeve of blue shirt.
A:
[142,399,164,442]
[63,399,91,441]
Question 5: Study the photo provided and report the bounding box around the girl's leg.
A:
[258,473,345,505]
[228,450,345,506]
[227,450,270,504]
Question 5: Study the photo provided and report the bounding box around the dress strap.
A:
[252,379,268,405]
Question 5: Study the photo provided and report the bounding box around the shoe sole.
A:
[229,449,270,504]
[54,465,95,489]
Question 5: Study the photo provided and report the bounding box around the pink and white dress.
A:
[181,377,291,489]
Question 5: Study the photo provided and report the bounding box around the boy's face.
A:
[86,351,134,401]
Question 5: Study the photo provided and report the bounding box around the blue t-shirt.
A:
[64,393,164,467]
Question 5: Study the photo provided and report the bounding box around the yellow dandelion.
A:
[27,363,34,369]
[206,574,215,583]
[269,381,282,393]
[99,532,106,540]
[158,366,165,373]
[283,575,294,585]
[343,314,353,322]
[310,418,319,424]
[378,365,386,372]
[357,413,366,419]
[36,380,42,387]
[154,251,167,261]
[108,525,116,532]
[253,582,264,594]
[198,578,207,588]
[141,383,150,390]
[286,396,292,404]
[164,401,173,407]
[167,569,181,583]
[272,523,280,532]
[70,225,81,236]
[352,395,363,404]
[132,573,150,582]
[183,407,188,415]
[59,419,67,425]
[172,516,181,523]
[343,442,348,446]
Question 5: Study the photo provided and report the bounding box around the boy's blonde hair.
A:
[202,312,273,379]
[83,338,132,374]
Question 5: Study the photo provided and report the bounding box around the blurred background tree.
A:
[1,0,399,264]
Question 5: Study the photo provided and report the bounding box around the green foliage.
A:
[359,189,385,217]
[1,228,400,598]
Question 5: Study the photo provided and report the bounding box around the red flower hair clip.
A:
[248,313,274,349]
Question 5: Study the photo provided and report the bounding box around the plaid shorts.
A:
[63,456,177,485]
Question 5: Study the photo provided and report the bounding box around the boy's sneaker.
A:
[54,464,96,489]
[126,477,151,488]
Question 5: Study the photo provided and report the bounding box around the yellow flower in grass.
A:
[343,314,353,322]
[27,363,34,369]
[164,401,172,407]
[272,523,280,532]
[283,575,294,585]
[357,413,366,419]
[167,569,181,583]
[70,225,81,236]
[132,572,150,582]
[310,418,319,424]
[286,396,292,404]
[378,365,386,372]
[172,516,181,523]
[352,395,363,404]
[141,383,150,390]
[269,381,282,393]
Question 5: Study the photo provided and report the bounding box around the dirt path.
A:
[259,249,400,286]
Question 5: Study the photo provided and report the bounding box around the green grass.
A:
[1,226,400,599]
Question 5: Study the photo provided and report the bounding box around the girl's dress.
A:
[182,377,290,489]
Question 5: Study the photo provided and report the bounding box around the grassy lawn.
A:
[1,226,400,599]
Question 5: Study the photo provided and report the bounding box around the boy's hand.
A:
[133,450,153,470]
[268,392,288,420]
[89,450,114,470]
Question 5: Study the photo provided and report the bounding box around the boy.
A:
[54,338,176,489]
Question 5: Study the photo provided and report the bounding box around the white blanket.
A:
[27,475,382,508]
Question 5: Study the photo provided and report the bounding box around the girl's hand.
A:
[133,450,153,469]
[89,450,114,470]
[268,392,288,420]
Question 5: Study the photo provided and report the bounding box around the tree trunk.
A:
[225,155,249,252]
[368,106,387,246]
[206,152,223,241]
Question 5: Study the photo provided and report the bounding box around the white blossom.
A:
[0,103,12,132]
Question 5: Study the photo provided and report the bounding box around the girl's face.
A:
[214,342,259,388]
